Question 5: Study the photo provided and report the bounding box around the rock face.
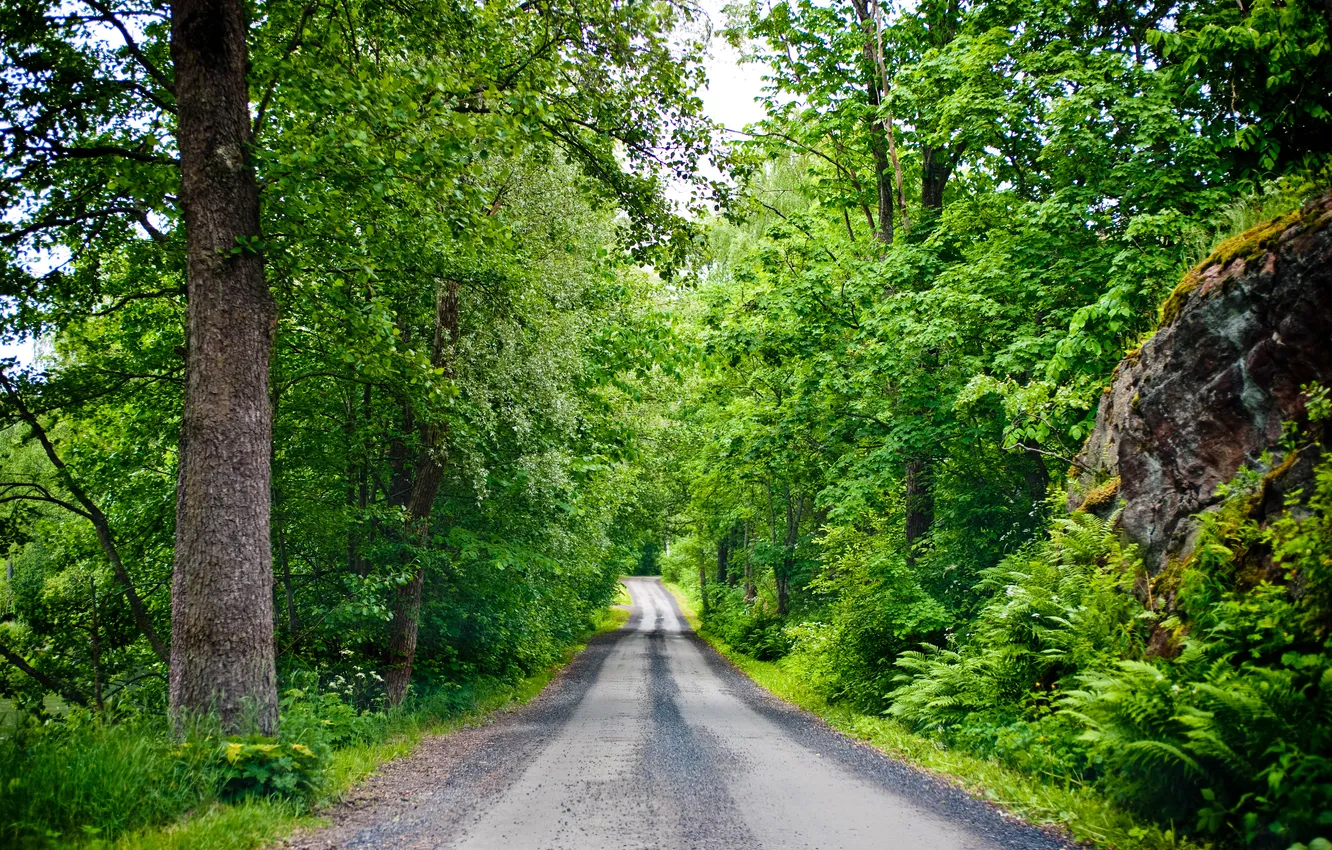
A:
[1069,191,1332,572]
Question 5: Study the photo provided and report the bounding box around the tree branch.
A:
[0,638,90,707]
[0,367,170,665]
[253,2,321,138]
[90,286,185,316]
[82,0,174,93]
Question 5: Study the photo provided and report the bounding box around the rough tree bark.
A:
[168,0,279,733]
[383,279,459,706]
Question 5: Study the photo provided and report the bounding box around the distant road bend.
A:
[294,577,1073,850]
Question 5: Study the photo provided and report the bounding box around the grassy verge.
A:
[60,605,631,850]
[613,580,633,607]
[661,582,1201,850]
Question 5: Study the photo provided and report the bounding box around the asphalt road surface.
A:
[292,577,1073,850]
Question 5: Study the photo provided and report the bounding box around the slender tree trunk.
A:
[870,0,910,232]
[277,519,298,646]
[716,529,730,585]
[89,576,103,713]
[169,0,279,733]
[383,279,459,706]
[777,488,802,616]
[897,141,956,566]
[699,550,709,616]
[743,519,755,603]
[726,525,740,587]
[851,0,894,243]
[351,385,371,576]
[1023,447,1050,506]
[904,456,934,565]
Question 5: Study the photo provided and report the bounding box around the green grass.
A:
[661,582,1203,850]
[612,580,632,607]
[102,801,301,850]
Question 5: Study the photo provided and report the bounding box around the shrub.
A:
[888,438,1332,848]
[279,685,387,753]
[889,510,1146,731]
[214,738,321,802]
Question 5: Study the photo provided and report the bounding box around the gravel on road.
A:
[287,577,1077,850]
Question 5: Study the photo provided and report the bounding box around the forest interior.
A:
[0,0,1330,846]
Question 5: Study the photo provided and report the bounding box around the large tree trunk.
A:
[383,279,459,706]
[168,0,278,734]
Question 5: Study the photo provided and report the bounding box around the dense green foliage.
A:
[643,0,1332,846]
[2,0,1331,843]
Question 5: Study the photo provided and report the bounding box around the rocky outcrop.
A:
[1068,191,1332,572]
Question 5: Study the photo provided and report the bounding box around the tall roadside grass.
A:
[0,715,215,845]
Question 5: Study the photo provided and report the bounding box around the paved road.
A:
[293,577,1072,850]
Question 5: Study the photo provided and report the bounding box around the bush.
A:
[214,738,321,802]
[279,685,387,753]
[889,510,1147,731]
[703,588,794,660]
[887,438,1332,849]
[1061,450,1332,848]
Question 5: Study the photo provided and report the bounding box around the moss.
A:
[1158,204,1323,327]
[1152,553,1192,598]
[1242,447,1302,519]
[1075,475,1121,513]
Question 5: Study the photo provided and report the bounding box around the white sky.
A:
[697,0,769,133]
[669,0,770,207]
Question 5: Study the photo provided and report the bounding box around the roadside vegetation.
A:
[1,0,1329,843]
[0,608,626,849]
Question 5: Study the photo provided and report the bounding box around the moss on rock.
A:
[1075,475,1121,513]
[1159,205,1321,327]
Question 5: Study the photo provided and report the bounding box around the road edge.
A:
[95,604,632,850]
[659,581,1201,850]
